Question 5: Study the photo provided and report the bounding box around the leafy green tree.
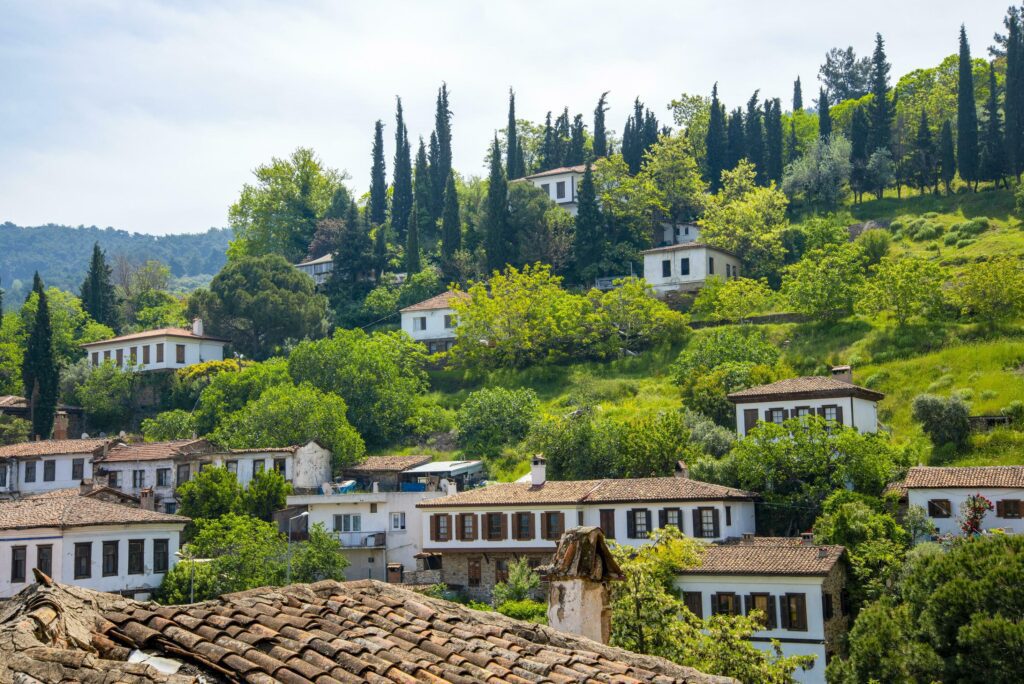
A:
[980,63,1007,187]
[744,92,766,183]
[241,468,292,522]
[764,98,784,185]
[21,283,58,438]
[324,205,375,324]
[685,361,779,427]
[177,465,242,522]
[192,357,290,435]
[793,76,804,110]
[818,87,832,139]
[492,557,541,606]
[819,46,871,101]
[938,119,957,194]
[0,414,29,445]
[505,89,524,179]
[591,155,660,278]
[911,393,971,451]
[228,147,345,261]
[187,513,286,593]
[483,136,513,271]
[141,409,196,442]
[672,326,779,383]
[640,132,707,225]
[391,97,413,242]
[957,25,980,190]
[213,383,365,469]
[153,557,221,604]
[289,522,349,583]
[368,119,388,226]
[613,411,698,479]
[691,277,774,323]
[622,97,660,174]
[782,133,852,209]
[953,255,1024,329]
[912,109,937,193]
[288,329,428,448]
[856,256,945,326]
[80,243,119,330]
[782,244,864,321]
[565,114,586,166]
[20,287,112,369]
[849,106,871,202]
[526,407,618,480]
[406,202,422,275]
[1007,10,1024,180]
[592,277,689,354]
[456,387,538,457]
[867,33,893,153]
[592,92,609,158]
[188,254,327,360]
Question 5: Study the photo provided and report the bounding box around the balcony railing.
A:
[335,531,386,548]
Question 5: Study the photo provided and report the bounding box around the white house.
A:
[675,536,849,684]
[657,222,701,246]
[0,488,188,599]
[524,165,587,215]
[221,443,332,491]
[727,367,885,437]
[416,456,758,599]
[81,318,228,372]
[0,438,113,499]
[295,253,334,286]
[895,466,1024,536]
[640,243,742,295]
[400,290,470,354]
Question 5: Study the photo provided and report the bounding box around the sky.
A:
[0,1,1011,236]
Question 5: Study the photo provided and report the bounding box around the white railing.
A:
[335,531,386,548]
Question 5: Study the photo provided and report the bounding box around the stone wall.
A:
[822,561,850,659]
[441,551,552,602]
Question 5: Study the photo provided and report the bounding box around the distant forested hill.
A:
[0,223,231,306]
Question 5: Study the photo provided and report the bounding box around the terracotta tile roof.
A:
[80,327,229,347]
[296,252,334,266]
[0,395,25,408]
[0,438,111,459]
[0,492,188,531]
[25,484,139,504]
[0,580,731,684]
[639,242,740,259]
[345,454,433,472]
[727,376,885,402]
[100,439,215,463]
[524,164,588,179]
[399,290,470,313]
[680,537,846,577]
[897,466,1024,490]
[418,476,757,508]
[228,445,302,454]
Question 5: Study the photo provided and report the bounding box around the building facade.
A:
[523,165,587,215]
[399,291,470,353]
[81,319,228,372]
[294,253,334,286]
[640,243,742,295]
[898,466,1024,536]
[0,439,113,499]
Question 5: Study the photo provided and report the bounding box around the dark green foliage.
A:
[177,466,243,522]
[622,98,660,174]
[818,87,832,140]
[793,76,803,111]
[980,63,1007,186]
[368,120,388,226]
[79,242,119,330]
[572,164,603,284]
[391,98,413,242]
[850,106,870,201]
[593,91,609,158]
[565,114,586,166]
[744,92,765,183]
[21,280,57,439]
[540,111,557,171]
[440,171,461,262]
[725,108,745,169]
[553,108,570,167]
[429,84,452,221]
[505,89,525,179]
[406,202,421,275]
[1006,12,1024,178]
[456,386,539,457]
[412,138,435,249]
[911,393,971,452]
[0,413,29,445]
[325,204,374,323]
[939,119,956,193]
[818,46,871,102]
[867,33,892,153]
[764,98,784,185]
[913,109,937,192]
[483,137,513,271]
[241,469,292,522]
[957,25,980,188]
[704,84,727,190]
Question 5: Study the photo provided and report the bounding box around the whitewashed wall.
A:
[643,247,741,294]
[907,486,1024,536]
[401,308,458,343]
[86,336,225,372]
[733,396,878,437]
[11,453,95,494]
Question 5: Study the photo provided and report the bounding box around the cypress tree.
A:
[22,278,58,439]
[705,83,727,191]
[506,89,524,180]
[745,92,766,184]
[327,201,375,300]
[369,120,388,226]
[430,83,452,220]
[483,136,512,271]
[957,25,980,190]
[427,131,440,218]
[28,272,43,302]
[914,109,936,193]
[725,108,746,170]
[553,108,570,167]
[850,107,870,202]
[980,62,1008,187]
[406,203,421,275]
[939,119,957,195]
[787,119,799,164]
[413,138,435,247]
[391,97,413,242]
[793,76,804,111]
[593,91,609,158]
[818,88,833,140]
[572,164,603,284]
[80,242,119,330]
[441,171,461,260]
[765,98,784,185]
[1006,13,1024,179]
[867,33,893,153]
[566,114,586,165]
[373,223,388,279]
[623,98,658,174]
[540,112,557,171]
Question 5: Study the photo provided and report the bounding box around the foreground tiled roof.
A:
[0,438,111,459]
[681,537,846,576]
[419,476,757,508]
[639,242,740,258]
[0,580,733,684]
[727,376,885,402]
[345,454,433,472]
[80,326,229,347]
[897,465,1024,490]
[0,492,188,531]
[399,290,470,313]
[100,438,215,463]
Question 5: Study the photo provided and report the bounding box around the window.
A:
[25,462,36,483]
[467,558,482,587]
[72,458,84,480]
[43,460,55,482]
[782,593,808,631]
[495,559,510,584]
[153,539,169,573]
[540,183,550,196]
[116,349,124,366]
[515,512,533,540]
[725,264,731,278]
[928,499,953,518]
[458,513,476,541]
[108,470,120,488]
[176,464,191,484]
[11,546,26,583]
[663,507,681,529]
[695,507,719,538]
[74,543,92,579]
[822,592,834,620]
[156,343,164,363]
[661,259,671,278]
[599,509,616,539]
[274,458,287,477]
[443,314,454,329]
[708,256,715,274]
[683,591,703,618]
[128,540,144,574]
[725,506,732,526]
[164,502,178,514]
[998,499,1023,519]
[543,511,564,540]
[794,406,812,418]
[680,257,690,276]
[769,408,786,424]
[822,405,838,422]
[103,350,111,361]
[36,545,52,577]
[712,592,739,616]
[142,345,150,364]
[0,467,5,487]
[253,460,265,478]
[333,514,361,532]
[225,460,237,475]
[132,470,145,488]
[91,351,99,366]
[684,226,691,236]
[486,512,504,541]
[436,514,450,541]
[749,593,776,628]
[175,344,186,364]
[129,346,137,364]
[156,468,170,487]
[414,316,428,331]
[391,512,406,530]
[369,503,378,513]
[102,541,118,577]
[630,509,650,538]
[556,180,566,199]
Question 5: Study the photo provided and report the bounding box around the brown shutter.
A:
[835,405,844,425]
[627,510,637,538]
[743,408,758,433]
[556,512,565,538]
[658,509,667,528]
[779,596,790,628]
[692,509,702,538]
[997,500,1006,517]
[794,594,807,630]
[526,512,535,540]
[540,512,549,540]
[444,514,452,542]
[471,514,479,540]
[455,514,463,540]
[711,508,721,538]
[499,513,508,540]
[430,514,438,542]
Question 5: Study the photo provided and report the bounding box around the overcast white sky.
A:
[0,1,1010,235]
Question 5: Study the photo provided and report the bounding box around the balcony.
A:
[335,531,386,549]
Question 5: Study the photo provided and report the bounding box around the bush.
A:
[1001,400,1024,426]
[856,228,891,266]
[491,557,541,605]
[141,410,197,442]
[456,387,539,457]
[911,393,971,450]
[496,599,547,623]
[1015,183,1024,219]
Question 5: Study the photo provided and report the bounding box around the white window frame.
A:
[334,514,362,532]
[391,512,406,530]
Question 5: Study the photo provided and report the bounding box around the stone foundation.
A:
[439,551,552,602]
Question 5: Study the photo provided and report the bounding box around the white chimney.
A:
[541,527,623,644]
[192,318,204,336]
[831,365,852,384]
[530,455,547,487]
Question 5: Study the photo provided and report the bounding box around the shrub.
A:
[856,228,891,266]
[956,238,975,249]
[496,599,547,623]
[491,557,541,605]
[922,211,939,219]
[911,393,971,450]
[456,387,539,457]
[141,410,197,442]
[943,232,959,246]
[1001,400,1024,426]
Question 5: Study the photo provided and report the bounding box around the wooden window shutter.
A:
[743,408,758,433]
[691,509,702,538]
[430,514,438,542]
[768,595,778,629]
[644,509,652,534]
[658,509,667,528]
[835,405,844,425]
[499,513,508,539]
[782,409,790,420]
[627,510,637,538]
[709,593,718,615]
[471,514,479,540]
[764,409,772,421]
[444,515,452,541]
[997,500,1006,517]
[794,594,807,630]
[455,514,464,540]
[526,512,536,540]
[540,511,549,540]
[711,508,721,538]
[556,512,565,538]
[816,406,826,416]
[779,596,790,628]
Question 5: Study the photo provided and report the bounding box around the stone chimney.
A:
[674,460,689,479]
[830,365,852,384]
[540,526,623,644]
[139,488,156,511]
[800,531,814,544]
[79,478,96,495]
[742,532,755,543]
[192,317,204,337]
[52,412,68,440]
[530,455,547,487]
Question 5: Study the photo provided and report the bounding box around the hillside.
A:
[0,223,231,307]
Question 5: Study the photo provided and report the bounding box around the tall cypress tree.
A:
[867,33,893,153]
[406,203,421,275]
[1006,12,1024,179]
[553,108,570,167]
[80,242,119,330]
[540,112,557,171]
[593,91,609,158]
[765,98,784,185]
[980,62,1007,187]
[818,88,833,140]
[572,164,603,284]
[939,119,957,195]
[566,114,586,165]
[850,107,870,202]
[744,92,766,184]
[373,223,388,280]
[623,98,658,174]
[22,278,57,439]
[913,109,936,193]
[391,97,413,242]
[506,89,524,180]
[413,138,435,247]
[368,120,388,226]
[441,171,461,261]
[725,108,746,170]
[430,83,452,220]
[787,119,799,164]
[957,25,981,190]
[793,76,804,111]
[28,272,43,302]
[483,136,511,271]
[704,84,727,191]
